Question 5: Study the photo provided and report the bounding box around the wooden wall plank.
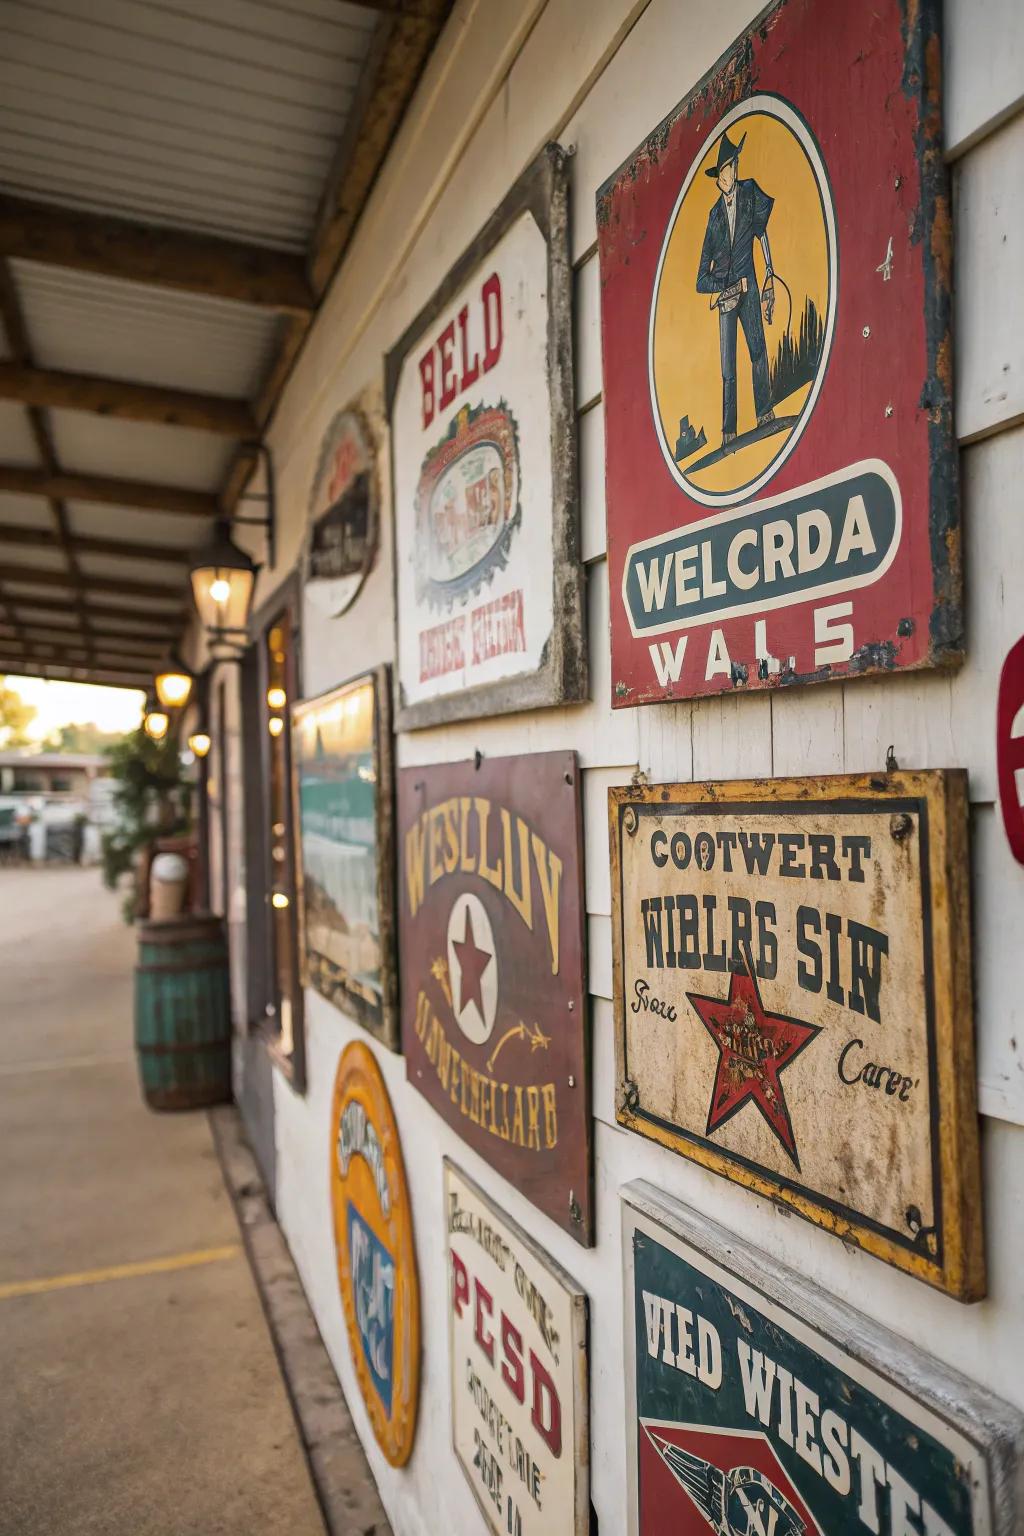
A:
[578,402,607,564]
[945,0,1024,157]
[954,112,1024,443]
[574,253,602,410]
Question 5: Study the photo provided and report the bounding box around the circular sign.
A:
[305,409,378,618]
[329,1040,419,1466]
[649,94,837,507]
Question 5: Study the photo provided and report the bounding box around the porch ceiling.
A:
[0,0,451,690]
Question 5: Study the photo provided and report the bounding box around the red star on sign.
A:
[452,905,493,1021]
[687,960,820,1170]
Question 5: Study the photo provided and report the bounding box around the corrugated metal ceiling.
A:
[47,412,236,491]
[11,261,284,395]
[0,0,379,249]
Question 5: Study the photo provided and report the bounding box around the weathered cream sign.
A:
[610,772,983,1300]
[386,144,585,728]
[445,1160,589,1536]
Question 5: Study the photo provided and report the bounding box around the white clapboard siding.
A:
[973,805,1024,1123]
[583,765,638,916]
[636,698,696,783]
[578,401,607,563]
[945,0,1024,157]
[955,110,1024,443]
[770,685,846,777]
[591,994,618,1128]
[574,251,603,410]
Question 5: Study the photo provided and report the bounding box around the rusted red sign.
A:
[398,752,591,1244]
[597,0,959,707]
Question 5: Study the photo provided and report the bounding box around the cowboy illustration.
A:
[696,129,776,448]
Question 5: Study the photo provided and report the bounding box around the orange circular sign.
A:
[330,1040,420,1466]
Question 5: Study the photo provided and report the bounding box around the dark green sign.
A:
[623,1184,1022,1536]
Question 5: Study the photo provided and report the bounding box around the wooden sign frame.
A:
[385,142,586,729]
[304,404,379,619]
[609,771,984,1299]
[292,664,399,1050]
[622,1182,1022,1536]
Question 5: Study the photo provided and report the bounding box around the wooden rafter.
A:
[0,196,314,316]
[0,466,218,520]
[0,525,189,567]
[0,658,150,690]
[0,563,182,603]
[0,623,166,652]
[0,591,186,627]
[0,362,257,438]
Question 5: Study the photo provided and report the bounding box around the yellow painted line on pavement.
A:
[0,1244,243,1302]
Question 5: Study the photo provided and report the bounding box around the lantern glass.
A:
[155,667,193,710]
[144,710,169,741]
[188,522,258,635]
[188,731,212,758]
[266,685,287,710]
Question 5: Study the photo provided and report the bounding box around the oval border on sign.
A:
[648,93,839,508]
[305,407,379,618]
[329,1039,420,1466]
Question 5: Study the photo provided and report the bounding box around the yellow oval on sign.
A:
[650,94,837,507]
[330,1039,420,1466]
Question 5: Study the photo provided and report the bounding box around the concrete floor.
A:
[0,866,326,1535]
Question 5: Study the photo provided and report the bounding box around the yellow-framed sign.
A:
[609,771,984,1300]
[330,1039,420,1463]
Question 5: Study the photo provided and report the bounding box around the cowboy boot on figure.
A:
[695,130,776,449]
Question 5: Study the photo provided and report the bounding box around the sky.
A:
[4,675,145,741]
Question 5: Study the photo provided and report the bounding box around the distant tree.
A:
[46,721,126,755]
[0,676,37,747]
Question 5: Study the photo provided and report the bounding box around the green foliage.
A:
[100,727,191,912]
[0,676,37,747]
[46,721,126,755]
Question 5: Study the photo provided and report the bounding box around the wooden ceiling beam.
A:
[0,524,188,566]
[0,194,314,316]
[0,465,218,519]
[0,590,187,626]
[0,362,257,437]
[0,622,166,651]
[0,657,150,690]
[0,562,183,603]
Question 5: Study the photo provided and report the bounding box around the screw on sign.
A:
[997,636,1024,865]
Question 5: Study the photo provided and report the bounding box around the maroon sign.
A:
[597,0,959,707]
[398,752,591,1244]
[997,636,1024,865]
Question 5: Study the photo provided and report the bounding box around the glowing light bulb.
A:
[271,892,289,909]
[266,686,287,710]
[209,577,231,604]
[144,710,169,741]
[268,716,284,737]
[188,732,211,758]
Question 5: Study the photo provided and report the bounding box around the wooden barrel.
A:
[134,914,232,1111]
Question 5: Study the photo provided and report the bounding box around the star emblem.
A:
[687,959,820,1170]
[451,905,493,1022]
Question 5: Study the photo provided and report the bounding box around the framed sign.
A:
[386,143,586,729]
[330,1040,420,1466]
[597,0,960,706]
[398,751,591,1244]
[292,666,399,1049]
[622,1183,1023,1536]
[445,1161,589,1536]
[609,772,983,1299]
[305,407,378,618]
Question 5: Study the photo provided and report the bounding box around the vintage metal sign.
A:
[293,666,398,1049]
[610,772,983,1298]
[305,407,377,618]
[622,1183,1023,1536]
[330,1040,420,1465]
[386,143,586,728]
[597,0,959,706]
[399,751,591,1243]
[445,1161,589,1536]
